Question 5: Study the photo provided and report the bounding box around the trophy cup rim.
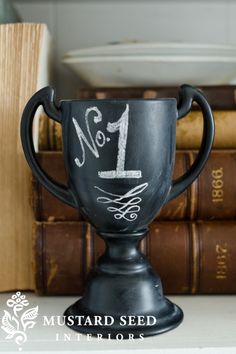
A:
[60,98,177,104]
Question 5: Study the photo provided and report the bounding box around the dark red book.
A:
[34,221,236,295]
[34,150,236,221]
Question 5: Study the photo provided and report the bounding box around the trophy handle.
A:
[20,86,77,208]
[166,84,215,203]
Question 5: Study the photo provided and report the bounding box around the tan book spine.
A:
[0,23,50,291]
[38,110,236,151]
[38,85,236,151]
[176,110,236,149]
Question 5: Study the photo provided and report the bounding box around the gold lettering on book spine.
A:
[211,167,224,203]
[215,243,228,280]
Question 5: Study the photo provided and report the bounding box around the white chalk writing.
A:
[73,104,142,179]
[72,107,103,167]
[94,182,148,221]
[99,104,142,179]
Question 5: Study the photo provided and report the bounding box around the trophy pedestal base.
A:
[63,231,183,339]
[64,297,183,339]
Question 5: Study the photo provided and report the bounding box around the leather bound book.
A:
[38,86,236,151]
[34,221,236,295]
[34,152,84,221]
[34,222,104,295]
[34,150,236,221]
[78,86,236,110]
[38,111,236,151]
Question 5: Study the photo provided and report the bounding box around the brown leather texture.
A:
[195,151,236,220]
[34,150,236,221]
[34,221,236,295]
[78,86,236,110]
[34,222,87,294]
[38,86,236,151]
[34,153,84,221]
[38,111,236,151]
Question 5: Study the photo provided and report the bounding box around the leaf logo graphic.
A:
[1,310,17,339]
[1,292,39,348]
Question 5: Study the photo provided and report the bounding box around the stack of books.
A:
[33,86,236,295]
[0,21,235,315]
[0,23,51,293]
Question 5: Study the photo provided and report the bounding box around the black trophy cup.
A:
[21,85,214,338]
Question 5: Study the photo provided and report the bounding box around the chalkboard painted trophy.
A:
[21,85,214,338]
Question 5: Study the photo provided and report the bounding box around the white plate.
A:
[64,42,236,58]
[63,54,236,87]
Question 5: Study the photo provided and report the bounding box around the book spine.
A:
[38,110,236,151]
[78,86,236,110]
[35,152,84,221]
[0,23,49,292]
[34,221,236,295]
[38,86,236,151]
[33,150,236,221]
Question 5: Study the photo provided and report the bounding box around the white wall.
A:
[13,1,236,98]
